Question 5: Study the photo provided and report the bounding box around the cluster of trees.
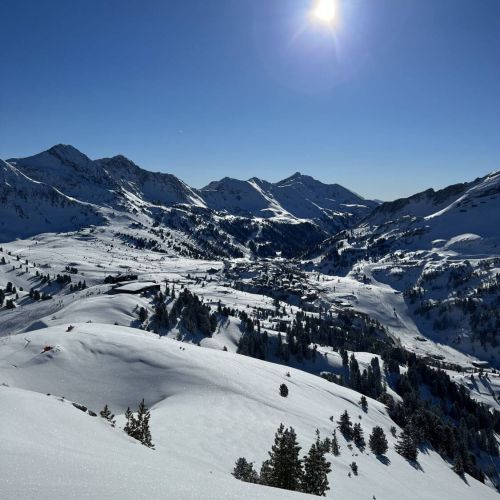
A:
[336,410,388,456]
[153,288,217,336]
[1,282,18,308]
[338,352,385,399]
[55,274,72,285]
[233,415,393,496]
[233,424,331,496]
[69,281,87,292]
[28,288,52,301]
[237,308,390,365]
[384,350,499,481]
[406,260,500,348]
[124,400,154,448]
[99,401,153,448]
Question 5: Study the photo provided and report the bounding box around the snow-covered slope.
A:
[364,171,500,247]
[0,158,103,241]
[0,323,494,500]
[309,170,500,366]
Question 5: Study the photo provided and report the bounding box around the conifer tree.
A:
[368,426,388,455]
[100,404,116,427]
[124,407,136,437]
[353,423,365,450]
[359,395,368,412]
[136,399,154,448]
[452,452,465,476]
[232,457,259,483]
[337,410,353,439]
[259,459,273,486]
[279,383,289,398]
[124,401,154,448]
[302,432,332,496]
[261,423,303,492]
[331,430,340,456]
[395,427,418,461]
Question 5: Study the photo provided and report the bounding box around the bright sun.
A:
[312,0,337,24]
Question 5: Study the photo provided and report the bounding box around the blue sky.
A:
[1,0,499,200]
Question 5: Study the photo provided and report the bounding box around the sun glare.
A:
[312,0,337,24]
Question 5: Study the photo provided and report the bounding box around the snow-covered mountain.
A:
[8,144,205,208]
[5,145,377,258]
[364,170,500,248]
[201,172,377,231]
[308,170,500,366]
[0,158,103,241]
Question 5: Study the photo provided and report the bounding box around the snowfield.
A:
[1,323,495,500]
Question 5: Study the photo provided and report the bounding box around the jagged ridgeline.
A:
[2,145,377,256]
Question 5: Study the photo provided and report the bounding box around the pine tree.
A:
[124,401,154,448]
[232,457,259,483]
[100,404,116,427]
[395,427,418,461]
[124,407,137,437]
[368,426,388,455]
[279,383,289,398]
[452,451,465,476]
[353,423,365,450]
[302,432,332,496]
[337,410,353,439]
[359,395,368,412]
[138,306,148,323]
[259,459,273,486]
[136,399,154,448]
[331,430,340,456]
[350,462,358,475]
[261,423,303,491]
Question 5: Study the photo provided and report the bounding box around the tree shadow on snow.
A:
[376,455,391,466]
[408,459,424,472]
[460,474,469,485]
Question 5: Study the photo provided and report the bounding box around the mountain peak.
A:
[46,144,90,164]
[277,171,320,186]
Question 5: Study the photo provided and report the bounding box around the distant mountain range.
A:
[2,144,499,259]
[1,145,376,255]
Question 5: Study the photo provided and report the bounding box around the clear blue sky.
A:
[1,0,499,200]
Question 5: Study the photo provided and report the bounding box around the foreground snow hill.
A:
[0,323,494,499]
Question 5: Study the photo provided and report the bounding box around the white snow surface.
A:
[1,323,494,500]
